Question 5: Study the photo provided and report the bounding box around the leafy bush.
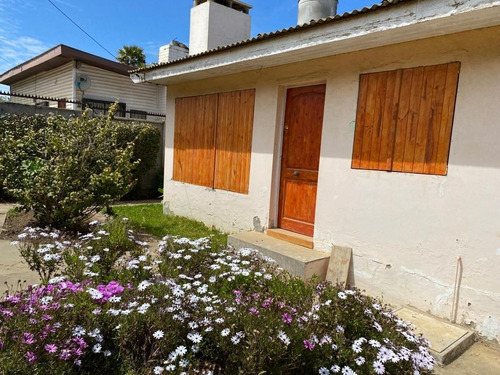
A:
[115,120,162,200]
[1,222,436,375]
[0,107,137,228]
[114,121,161,180]
[0,113,50,201]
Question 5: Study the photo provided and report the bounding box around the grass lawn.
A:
[111,203,227,250]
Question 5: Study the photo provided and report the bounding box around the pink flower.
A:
[303,339,315,351]
[25,351,37,363]
[22,332,36,345]
[45,344,58,353]
[249,308,259,315]
[261,298,273,308]
[59,349,72,360]
[282,313,293,324]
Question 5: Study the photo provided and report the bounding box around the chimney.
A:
[189,0,252,55]
[298,0,338,25]
[159,40,189,63]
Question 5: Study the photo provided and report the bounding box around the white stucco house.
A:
[131,0,500,341]
[0,44,166,120]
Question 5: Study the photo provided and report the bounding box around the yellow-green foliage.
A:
[0,105,137,228]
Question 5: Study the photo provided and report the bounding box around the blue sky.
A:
[0,0,379,92]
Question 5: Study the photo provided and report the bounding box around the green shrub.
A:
[2,221,436,375]
[0,114,51,201]
[0,107,137,229]
[114,121,161,180]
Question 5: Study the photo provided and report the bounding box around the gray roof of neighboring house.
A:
[131,0,408,74]
[0,44,131,85]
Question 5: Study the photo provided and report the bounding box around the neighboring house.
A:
[132,0,500,341]
[0,44,166,120]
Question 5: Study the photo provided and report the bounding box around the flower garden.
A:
[0,219,436,374]
[0,110,435,374]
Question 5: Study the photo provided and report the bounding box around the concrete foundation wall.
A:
[163,26,500,341]
[0,102,81,117]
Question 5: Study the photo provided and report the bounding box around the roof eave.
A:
[0,44,131,85]
[135,0,500,86]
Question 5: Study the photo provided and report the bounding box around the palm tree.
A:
[117,45,146,68]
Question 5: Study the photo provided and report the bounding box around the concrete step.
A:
[396,306,476,365]
[227,231,330,280]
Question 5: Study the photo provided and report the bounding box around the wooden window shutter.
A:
[214,89,255,194]
[173,94,217,187]
[352,62,460,175]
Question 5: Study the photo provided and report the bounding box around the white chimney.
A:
[189,0,252,55]
[159,40,189,63]
[298,0,338,25]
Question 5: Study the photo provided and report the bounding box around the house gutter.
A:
[134,0,500,85]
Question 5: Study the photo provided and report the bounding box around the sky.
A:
[0,0,379,92]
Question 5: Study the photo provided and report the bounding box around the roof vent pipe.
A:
[298,0,338,25]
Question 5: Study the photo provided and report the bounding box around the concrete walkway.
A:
[0,239,40,295]
[0,202,14,232]
[436,341,500,375]
[0,203,41,295]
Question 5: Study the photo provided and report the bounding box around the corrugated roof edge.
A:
[130,0,408,74]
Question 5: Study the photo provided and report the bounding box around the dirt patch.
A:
[0,210,36,240]
[0,210,155,243]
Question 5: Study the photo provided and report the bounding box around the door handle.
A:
[293,171,300,177]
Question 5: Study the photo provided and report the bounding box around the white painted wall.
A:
[189,0,251,55]
[10,62,74,107]
[162,26,500,341]
[77,63,166,117]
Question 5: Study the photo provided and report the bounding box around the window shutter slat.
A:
[435,62,460,175]
[352,75,369,169]
[412,65,437,174]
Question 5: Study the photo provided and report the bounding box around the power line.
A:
[46,0,116,60]
[0,54,13,65]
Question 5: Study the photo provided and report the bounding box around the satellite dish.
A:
[76,74,91,91]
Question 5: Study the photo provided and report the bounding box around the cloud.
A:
[0,2,51,77]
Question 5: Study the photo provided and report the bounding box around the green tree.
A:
[117,45,146,68]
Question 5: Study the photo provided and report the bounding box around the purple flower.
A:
[1,310,14,317]
[282,313,293,324]
[22,332,36,345]
[45,344,58,353]
[59,349,72,360]
[5,295,21,304]
[303,339,315,351]
[0,341,3,350]
[25,351,37,363]
[261,298,273,308]
[42,314,53,321]
[249,308,259,315]
[72,337,88,349]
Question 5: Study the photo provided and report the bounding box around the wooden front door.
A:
[278,84,326,237]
